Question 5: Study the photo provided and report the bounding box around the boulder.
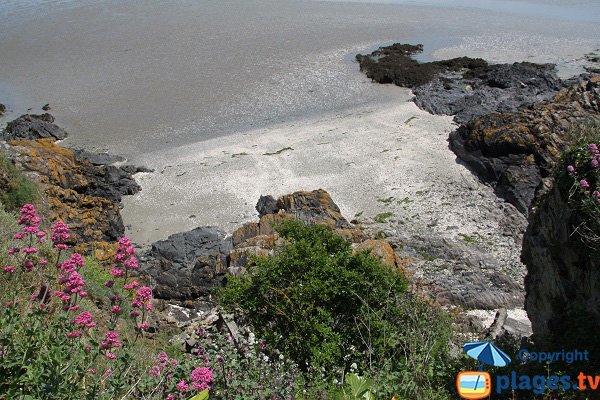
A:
[3,113,67,141]
[143,227,232,301]
[0,103,5,116]
[256,194,278,217]
[353,239,405,271]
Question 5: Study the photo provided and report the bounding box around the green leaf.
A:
[345,373,374,399]
[188,389,209,400]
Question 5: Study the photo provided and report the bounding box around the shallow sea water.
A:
[0,0,598,159]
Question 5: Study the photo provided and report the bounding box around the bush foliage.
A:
[218,220,453,399]
[0,153,38,211]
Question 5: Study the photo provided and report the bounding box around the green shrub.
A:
[218,220,452,398]
[0,153,39,211]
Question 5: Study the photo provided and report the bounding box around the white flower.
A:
[350,362,357,370]
[263,355,269,362]
[333,379,339,384]
[279,354,284,360]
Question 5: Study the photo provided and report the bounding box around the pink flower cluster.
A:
[55,252,87,305]
[567,142,600,205]
[110,237,138,278]
[51,220,70,251]
[101,330,121,360]
[4,205,48,274]
[174,367,213,395]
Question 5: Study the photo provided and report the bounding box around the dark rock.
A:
[143,227,233,301]
[0,103,5,116]
[413,62,563,124]
[355,43,488,89]
[72,148,125,165]
[256,194,278,216]
[523,174,600,355]
[449,75,600,213]
[42,104,51,111]
[3,113,67,141]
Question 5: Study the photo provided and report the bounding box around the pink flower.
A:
[138,322,150,331]
[110,267,124,278]
[51,220,70,250]
[149,365,161,378]
[68,305,80,312]
[567,165,575,174]
[123,256,139,270]
[166,395,178,400]
[3,266,15,273]
[190,367,213,386]
[67,330,82,338]
[130,310,140,318]
[101,331,121,349]
[73,311,96,328]
[123,281,140,290]
[176,380,190,393]
[104,280,114,288]
[105,352,116,360]
[111,305,122,314]
[136,286,152,301]
[87,369,97,375]
[22,247,39,255]
[38,259,48,266]
[156,352,169,365]
[580,179,590,189]
[13,233,24,240]
[589,143,599,154]
[593,159,599,168]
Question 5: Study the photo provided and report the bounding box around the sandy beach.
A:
[122,84,521,272]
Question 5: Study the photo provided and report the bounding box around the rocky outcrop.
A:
[0,104,5,117]
[523,173,600,353]
[414,62,562,124]
[2,113,68,141]
[356,43,562,124]
[5,138,141,258]
[142,190,394,304]
[450,75,600,213]
[142,227,232,302]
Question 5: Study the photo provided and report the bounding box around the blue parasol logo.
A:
[464,341,511,367]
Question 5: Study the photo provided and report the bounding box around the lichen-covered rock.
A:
[6,138,140,257]
[450,75,600,213]
[523,174,600,353]
[353,239,405,271]
[3,113,68,141]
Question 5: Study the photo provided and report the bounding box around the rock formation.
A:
[523,171,600,354]
[356,43,562,124]
[4,138,141,258]
[450,75,600,213]
[3,113,68,141]
[143,227,232,303]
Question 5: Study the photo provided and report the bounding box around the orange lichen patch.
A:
[353,239,407,273]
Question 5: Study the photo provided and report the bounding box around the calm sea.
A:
[0,0,598,158]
